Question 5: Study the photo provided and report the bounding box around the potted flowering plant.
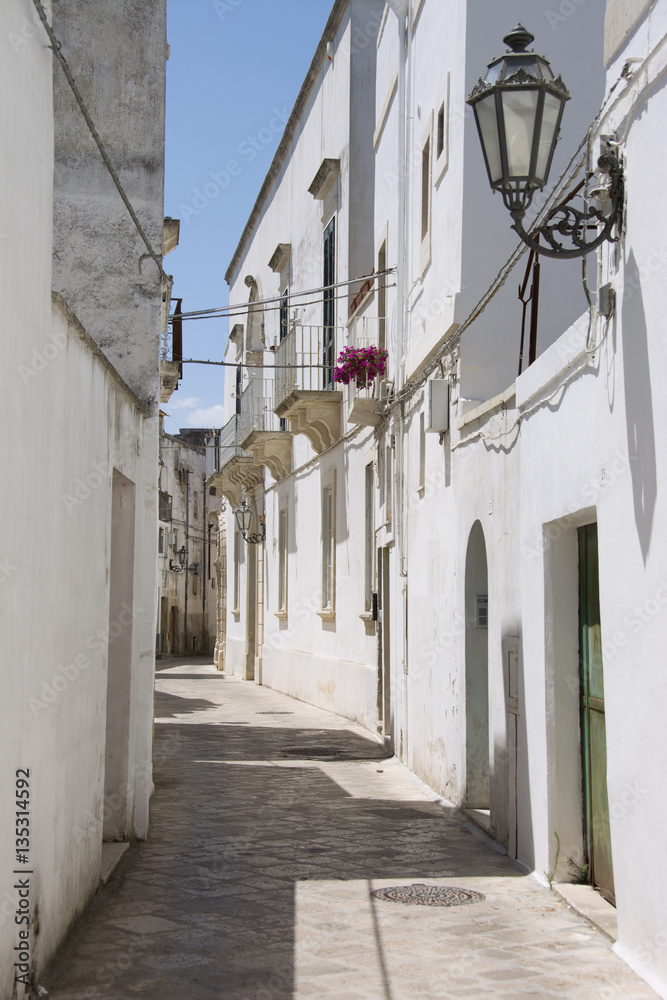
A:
[333,345,388,389]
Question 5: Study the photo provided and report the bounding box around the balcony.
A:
[238,376,291,481]
[274,325,343,453]
[345,379,382,427]
[159,298,182,404]
[205,415,263,508]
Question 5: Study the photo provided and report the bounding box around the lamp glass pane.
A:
[501,89,538,177]
[475,94,502,184]
[534,91,562,185]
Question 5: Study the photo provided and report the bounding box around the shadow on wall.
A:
[622,250,656,564]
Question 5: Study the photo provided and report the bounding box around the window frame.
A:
[232,522,242,615]
[320,475,336,618]
[323,212,337,389]
[419,112,433,274]
[434,73,450,186]
[277,505,288,616]
[364,463,374,612]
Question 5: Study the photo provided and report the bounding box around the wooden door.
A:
[578,523,615,904]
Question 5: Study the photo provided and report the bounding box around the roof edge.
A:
[224,0,350,287]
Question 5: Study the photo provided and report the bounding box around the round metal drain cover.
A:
[370,884,485,907]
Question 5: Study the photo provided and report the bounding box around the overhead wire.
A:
[169,269,397,321]
[176,284,396,322]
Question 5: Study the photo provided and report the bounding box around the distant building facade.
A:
[158,420,218,657]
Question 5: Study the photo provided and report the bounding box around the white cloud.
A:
[168,395,201,410]
[186,405,226,428]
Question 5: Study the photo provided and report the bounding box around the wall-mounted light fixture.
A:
[235,496,266,545]
[169,545,187,572]
[467,25,623,259]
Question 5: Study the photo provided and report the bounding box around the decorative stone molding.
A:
[268,243,292,273]
[308,158,340,200]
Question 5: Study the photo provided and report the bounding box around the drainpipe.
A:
[185,469,190,654]
[202,474,207,655]
[388,0,410,763]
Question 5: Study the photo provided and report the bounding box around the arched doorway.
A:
[465,520,489,811]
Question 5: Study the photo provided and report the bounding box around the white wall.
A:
[214,2,667,995]
[0,0,161,988]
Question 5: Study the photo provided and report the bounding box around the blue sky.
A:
[163,0,332,433]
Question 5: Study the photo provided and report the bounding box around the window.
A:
[365,464,374,611]
[193,493,199,521]
[159,491,172,522]
[233,525,241,612]
[421,137,431,243]
[419,412,426,493]
[437,103,445,159]
[158,527,165,554]
[279,285,289,343]
[323,215,336,389]
[279,285,289,431]
[235,365,242,416]
[378,242,387,353]
[420,119,433,273]
[321,483,335,612]
[278,507,288,613]
[434,74,450,185]
[385,445,393,526]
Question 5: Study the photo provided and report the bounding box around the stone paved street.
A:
[46,659,659,1000]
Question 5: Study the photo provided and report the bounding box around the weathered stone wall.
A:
[51,0,167,409]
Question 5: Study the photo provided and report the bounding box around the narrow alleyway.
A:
[47,660,658,1000]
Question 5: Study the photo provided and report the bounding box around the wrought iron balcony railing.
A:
[238,376,283,444]
[205,415,246,478]
[274,324,340,412]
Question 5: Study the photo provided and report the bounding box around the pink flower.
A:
[333,346,388,389]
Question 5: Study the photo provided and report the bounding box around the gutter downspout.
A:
[202,474,207,655]
[185,469,190,654]
[389,0,410,764]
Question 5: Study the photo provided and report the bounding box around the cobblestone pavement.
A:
[46,659,659,1000]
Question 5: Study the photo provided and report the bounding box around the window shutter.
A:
[323,217,336,387]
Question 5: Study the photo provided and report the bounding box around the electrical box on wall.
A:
[425,378,449,433]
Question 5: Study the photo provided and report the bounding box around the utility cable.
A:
[175,284,396,322]
[32,0,169,284]
[170,269,397,321]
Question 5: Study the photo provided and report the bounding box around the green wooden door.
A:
[578,524,615,904]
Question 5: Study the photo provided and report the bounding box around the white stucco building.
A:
[0,0,167,992]
[209,0,667,996]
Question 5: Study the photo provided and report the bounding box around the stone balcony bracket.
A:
[275,390,343,454]
[159,360,181,404]
[241,430,292,482]
[206,456,263,509]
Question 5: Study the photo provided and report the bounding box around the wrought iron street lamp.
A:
[467,25,623,259]
[234,496,266,545]
[169,544,187,573]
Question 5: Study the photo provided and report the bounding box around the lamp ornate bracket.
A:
[510,150,624,260]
